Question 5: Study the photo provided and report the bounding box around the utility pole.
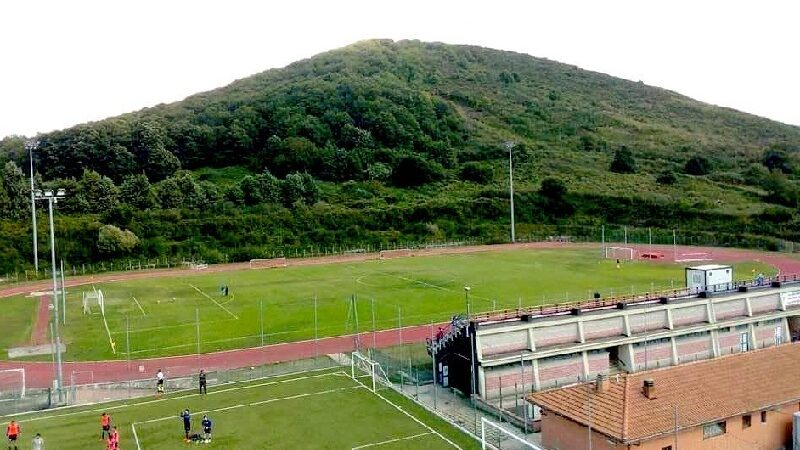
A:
[26,140,38,272]
[36,188,66,403]
[505,141,516,243]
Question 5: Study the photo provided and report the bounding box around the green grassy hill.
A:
[0,39,798,270]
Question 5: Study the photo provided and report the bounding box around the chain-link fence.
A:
[0,357,337,417]
[366,344,542,449]
[4,224,798,287]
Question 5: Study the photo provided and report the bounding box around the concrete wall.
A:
[750,293,781,313]
[482,363,533,399]
[714,299,748,321]
[671,304,707,327]
[539,403,798,450]
[642,404,797,450]
[538,354,584,389]
[718,326,748,355]
[629,310,668,333]
[480,329,528,357]
[540,412,624,450]
[675,332,713,364]
[534,323,579,348]
[633,339,673,370]
[583,317,624,341]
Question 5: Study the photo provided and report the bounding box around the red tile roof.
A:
[528,343,800,443]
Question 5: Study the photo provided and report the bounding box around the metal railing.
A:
[468,273,800,324]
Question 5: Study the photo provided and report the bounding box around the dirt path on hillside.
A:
[3,242,799,389]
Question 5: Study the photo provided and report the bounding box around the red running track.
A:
[2,243,799,389]
[0,325,442,389]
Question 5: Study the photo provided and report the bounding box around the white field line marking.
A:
[131,296,147,316]
[111,320,234,335]
[12,369,346,423]
[351,432,433,449]
[369,268,494,303]
[189,284,239,319]
[131,422,142,450]
[101,311,117,354]
[350,377,461,450]
[138,385,362,424]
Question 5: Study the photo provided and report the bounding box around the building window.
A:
[775,326,783,345]
[740,332,749,352]
[761,411,767,423]
[662,446,672,450]
[703,421,726,439]
[742,414,751,428]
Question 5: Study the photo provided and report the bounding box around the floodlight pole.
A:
[505,141,516,243]
[36,188,66,403]
[27,141,38,272]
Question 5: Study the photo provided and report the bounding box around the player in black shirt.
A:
[201,415,212,443]
[199,370,207,394]
[179,409,191,441]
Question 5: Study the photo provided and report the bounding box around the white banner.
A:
[780,291,800,306]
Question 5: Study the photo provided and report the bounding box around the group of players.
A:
[5,368,213,449]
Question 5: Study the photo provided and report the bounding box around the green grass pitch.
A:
[0,367,477,449]
[1,247,775,361]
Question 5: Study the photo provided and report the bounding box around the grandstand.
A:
[428,271,800,425]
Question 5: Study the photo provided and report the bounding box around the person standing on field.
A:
[180,409,192,441]
[108,426,119,450]
[6,420,20,450]
[156,369,165,394]
[100,413,111,440]
[30,433,43,450]
[199,370,207,394]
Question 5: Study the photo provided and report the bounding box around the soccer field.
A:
[0,366,477,449]
[1,247,775,360]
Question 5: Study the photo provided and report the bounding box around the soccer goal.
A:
[82,288,105,315]
[249,257,288,269]
[480,417,542,450]
[351,351,392,393]
[0,369,26,399]
[605,246,635,260]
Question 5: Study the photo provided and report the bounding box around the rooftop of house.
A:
[527,342,800,444]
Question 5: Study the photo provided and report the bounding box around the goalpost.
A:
[350,351,391,392]
[605,246,635,260]
[480,417,542,450]
[0,369,26,399]
[82,288,105,315]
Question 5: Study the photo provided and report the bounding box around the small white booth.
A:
[685,264,733,291]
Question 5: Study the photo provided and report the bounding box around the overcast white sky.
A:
[1,0,798,138]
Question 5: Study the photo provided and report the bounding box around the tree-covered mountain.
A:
[0,39,799,272]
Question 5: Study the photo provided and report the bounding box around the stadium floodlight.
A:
[504,141,516,243]
[26,139,39,272]
[34,187,67,404]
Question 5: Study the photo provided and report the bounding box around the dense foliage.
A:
[0,39,799,273]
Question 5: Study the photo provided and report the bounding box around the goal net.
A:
[82,288,105,315]
[0,369,26,399]
[249,257,288,269]
[605,246,635,260]
[480,417,542,450]
[350,351,391,393]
